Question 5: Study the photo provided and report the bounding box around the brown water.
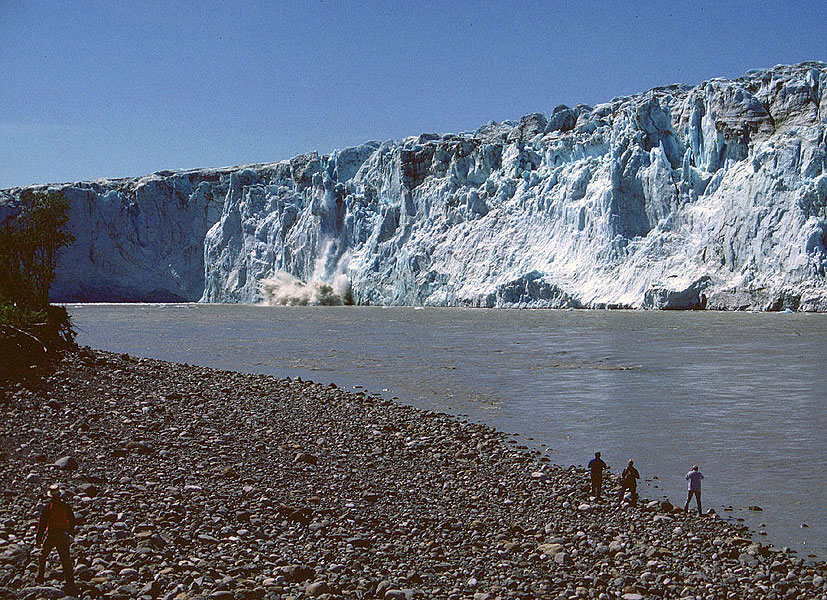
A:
[69,304,827,558]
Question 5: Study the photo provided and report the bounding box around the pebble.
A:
[305,581,330,596]
[52,456,77,470]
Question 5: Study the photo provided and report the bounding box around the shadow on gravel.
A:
[0,307,76,388]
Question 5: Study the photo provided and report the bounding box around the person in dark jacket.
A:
[587,452,608,498]
[619,459,640,504]
[36,484,75,589]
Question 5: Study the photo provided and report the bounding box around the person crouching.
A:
[619,459,640,504]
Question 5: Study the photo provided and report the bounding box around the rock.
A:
[375,580,392,597]
[77,483,99,497]
[538,543,564,558]
[385,590,419,600]
[278,504,312,526]
[279,565,314,583]
[294,452,318,465]
[53,456,78,470]
[645,546,672,558]
[770,560,787,572]
[739,553,759,566]
[745,542,765,556]
[19,586,65,599]
[305,581,329,597]
[405,572,422,585]
[124,441,153,454]
[219,466,237,478]
[1,544,30,567]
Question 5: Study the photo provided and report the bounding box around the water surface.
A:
[69,304,827,557]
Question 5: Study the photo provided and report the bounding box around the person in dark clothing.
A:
[619,459,640,504]
[36,485,75,589]
[587,452,608,498]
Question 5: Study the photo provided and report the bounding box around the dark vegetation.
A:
[0,190,76,381]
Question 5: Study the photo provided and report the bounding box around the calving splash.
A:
[259,272,352,306]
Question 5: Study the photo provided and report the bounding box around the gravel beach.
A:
[1,348,825,600]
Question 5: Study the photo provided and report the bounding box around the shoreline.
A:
[60,301,827,313]
[1,348,826,599]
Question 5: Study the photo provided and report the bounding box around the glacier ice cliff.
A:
[3,61,827,310]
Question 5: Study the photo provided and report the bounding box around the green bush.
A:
[0,191,76,381]
[0,190,74,309]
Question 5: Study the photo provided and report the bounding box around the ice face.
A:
[4,61,826,309]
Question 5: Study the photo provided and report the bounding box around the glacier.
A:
[2,61,826,310]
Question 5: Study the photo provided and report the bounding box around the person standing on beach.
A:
[36,484,75,590]
[684,465,704,515]
[619,459,640,504]
[588,452,608,498]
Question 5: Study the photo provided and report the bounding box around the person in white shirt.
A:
[684,465,704,515]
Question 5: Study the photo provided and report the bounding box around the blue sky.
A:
[1,0,825,188]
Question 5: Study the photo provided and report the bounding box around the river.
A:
[68,304,827,558]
